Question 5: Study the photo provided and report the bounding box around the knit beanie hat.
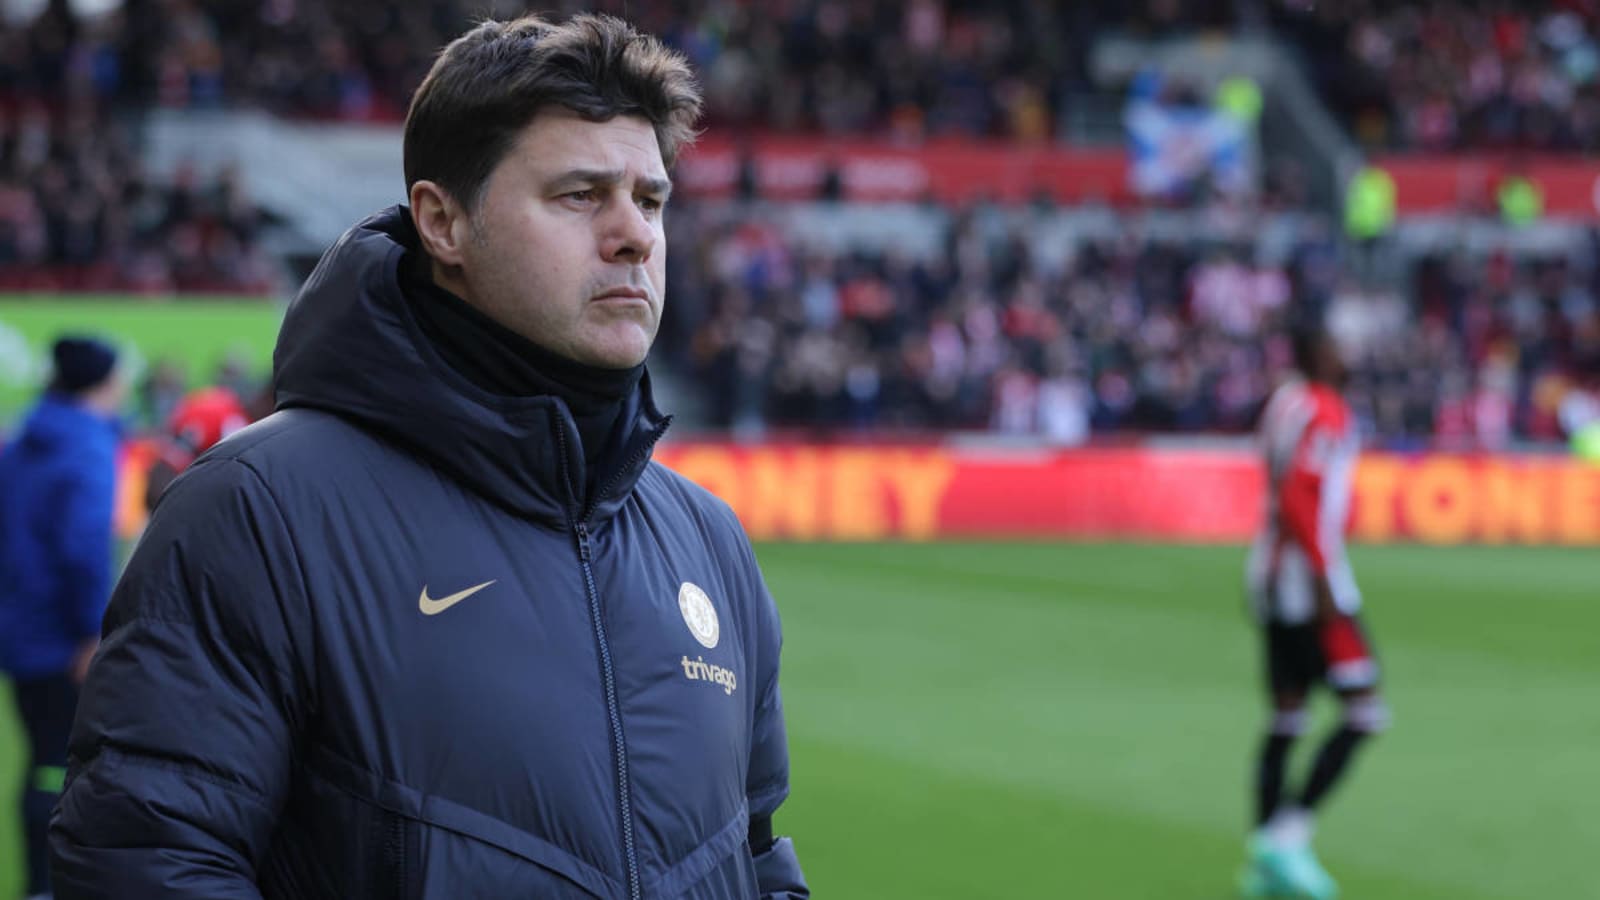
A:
[51,336,119,393]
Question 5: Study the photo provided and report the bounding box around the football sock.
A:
[1255,733,1296,827]
[1264,806,1312,849]
[1299,726,1370,811]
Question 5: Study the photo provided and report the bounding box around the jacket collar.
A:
[272,206,669,526]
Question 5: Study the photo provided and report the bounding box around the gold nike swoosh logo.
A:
[419,580,496,616]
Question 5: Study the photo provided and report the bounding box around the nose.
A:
[599,197,657,266]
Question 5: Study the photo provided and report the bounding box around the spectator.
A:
[0,9,277,292]
[678,199,1600,445]
[1273,0,1600,152]
[0,335,126,899]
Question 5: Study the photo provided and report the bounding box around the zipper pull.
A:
[574,521,592,563]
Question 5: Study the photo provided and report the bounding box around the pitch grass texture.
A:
[2,542,1594,898]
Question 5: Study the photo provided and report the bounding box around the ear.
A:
[408,180,472,267]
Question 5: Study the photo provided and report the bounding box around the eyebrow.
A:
[546,168,673,198]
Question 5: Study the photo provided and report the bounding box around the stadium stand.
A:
[0,3,274,292]
[668,204,1600,446]
[0,0,1596,446]
[1268,0,1600,151]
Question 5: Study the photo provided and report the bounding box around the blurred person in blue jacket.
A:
[0,335,125,900]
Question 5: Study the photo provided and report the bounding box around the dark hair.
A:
[1289,323,1326,377]
[403,13,702,212]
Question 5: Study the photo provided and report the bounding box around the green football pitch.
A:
[2,541,1595,898]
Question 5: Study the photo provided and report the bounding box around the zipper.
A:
[378,809,410,899]
[574,518,640,900]
[582,420,670,523]
[556,419,667,900]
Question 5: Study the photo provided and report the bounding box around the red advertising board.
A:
[653,442,1600,546]
[654,443,1259,541]
[116,440,1600,546]
[1371,154,1600,219]
[677,135,1133,206]
[678,136,1600,218]
[1352,453,1600,546]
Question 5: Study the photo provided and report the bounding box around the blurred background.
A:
[0,1,1596,897]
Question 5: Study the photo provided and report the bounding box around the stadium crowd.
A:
[14,1,1600,145]
[1,0,1598,448]
[1271,0,1600,152]
[80,0,1122,136]
[0,2,274,292]
[669,205,1600,446]
[61,0,1600,155]
[78,198,1600,451]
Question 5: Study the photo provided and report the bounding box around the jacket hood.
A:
[272,205,669,526]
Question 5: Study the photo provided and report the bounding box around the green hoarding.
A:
[0,296,285,427]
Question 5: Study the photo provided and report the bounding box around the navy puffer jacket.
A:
[50,207,807,899]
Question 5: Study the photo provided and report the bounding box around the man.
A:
[0,335,124,900]
[51,14,807,899]
[1240,326,1388,899]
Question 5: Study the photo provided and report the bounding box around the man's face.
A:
[456,109,670,369]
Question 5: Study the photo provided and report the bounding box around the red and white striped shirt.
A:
[1247,379,1363,623]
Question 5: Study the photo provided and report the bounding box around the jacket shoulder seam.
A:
[85,741,278,811]
[112,612,303,701]
[175,456,319,693]
[215,456,315,612]
[207,408,333,465]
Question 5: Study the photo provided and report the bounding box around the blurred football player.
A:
[1240,325,1389,899]
[143,385,251,511]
